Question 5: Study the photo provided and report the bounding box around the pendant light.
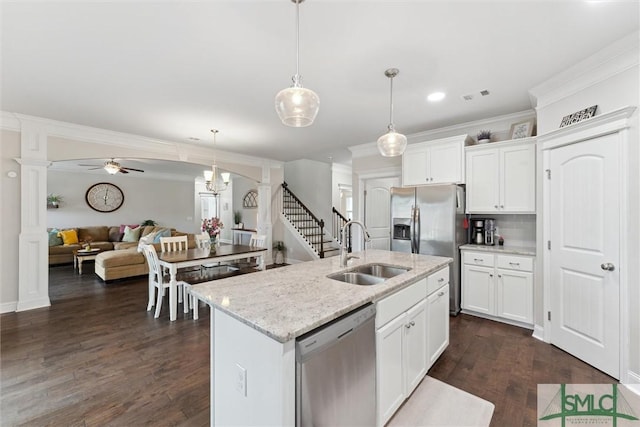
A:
[377,68,407,157]
[275,0,319,127]
[204,129,231,195]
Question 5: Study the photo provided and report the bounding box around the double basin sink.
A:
[327,263,411,286]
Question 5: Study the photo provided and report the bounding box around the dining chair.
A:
[160,235,188,252]
[141,244,196,319]
[195,231,216,271]
[249,234,267,248]
[230,233,267,270]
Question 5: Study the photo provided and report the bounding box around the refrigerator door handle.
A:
[409,206,416,253]
[413,206,421,253]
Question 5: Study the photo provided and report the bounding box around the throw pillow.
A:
[108,226,123,242]
[137,232,157,252]
[48,229,63,246]
[58,229,79,245]
[152,228,172,243]
[119,223,139,234]
[122,225,142,242]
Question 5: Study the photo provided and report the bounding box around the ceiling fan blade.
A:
[119,169,129,174]
[121,167,145,173]
[87,167,103,170]
[78,164,102,167]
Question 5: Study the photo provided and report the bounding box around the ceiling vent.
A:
[461,89,490,101]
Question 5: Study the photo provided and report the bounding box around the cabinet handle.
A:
[410,321,415,326]
[473,258,483,262]
[489,273,493,278]
[438,277,444,282]
[509,262,520,266]
[500,205,504,209]
[498,274,502,278]
[494,205,499,209]
[405,324,411,329]
[437,291,445,297]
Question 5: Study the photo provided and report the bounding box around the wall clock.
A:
[85,182,124,213]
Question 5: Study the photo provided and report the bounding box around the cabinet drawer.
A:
[496,255,533,272]
[376,278,427,329]
[462,251,495,267]
[427,266,449,295]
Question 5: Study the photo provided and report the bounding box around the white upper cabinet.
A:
[465,138,536,213]
[402,135,473,186]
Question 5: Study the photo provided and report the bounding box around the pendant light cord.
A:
[295,0,300,78]
[389,76,394,130]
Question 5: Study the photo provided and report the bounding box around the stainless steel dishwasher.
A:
[295,303,376,426]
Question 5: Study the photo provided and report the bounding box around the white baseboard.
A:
[532,324,545,341]
[0,301,17,313]
[624,372,640,395]
[16,297,51,312]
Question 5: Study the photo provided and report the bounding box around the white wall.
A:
[232,176,259,231]
[331,163,352,215]
[47,170,199,233]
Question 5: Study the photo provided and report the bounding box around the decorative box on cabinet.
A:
[402,134,473,186]
[465,138,536,213]
[461,250,533,327]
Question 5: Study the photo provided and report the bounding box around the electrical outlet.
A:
[235,363,247,397]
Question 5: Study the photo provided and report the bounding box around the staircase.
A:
[281,183,341,258]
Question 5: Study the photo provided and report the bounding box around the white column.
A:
[16,119,50,311]
[257,163,273,263]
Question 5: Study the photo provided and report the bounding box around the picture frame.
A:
[559,105,597,128]
[509,119,535,139]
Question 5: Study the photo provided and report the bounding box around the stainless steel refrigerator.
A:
[390,185,466,314]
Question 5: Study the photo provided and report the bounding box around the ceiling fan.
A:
[79,158,145,175]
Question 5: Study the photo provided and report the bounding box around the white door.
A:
[364,177,399,250]
[496,269,533,324]
[404,299,428,395]
[376,314,406,427]
[549,134,620,379]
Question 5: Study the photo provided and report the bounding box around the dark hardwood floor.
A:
[2,263,615,426]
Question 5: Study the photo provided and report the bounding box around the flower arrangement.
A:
[202,217,223,238]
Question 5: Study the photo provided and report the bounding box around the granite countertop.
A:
[459,244,536,256]
[190,249,451,343]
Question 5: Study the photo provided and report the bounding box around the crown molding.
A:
[529,31,639,109]
[349,109,535,158]
[0,111,283,170]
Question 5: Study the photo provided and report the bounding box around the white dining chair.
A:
[230,233,267,270]
[160,235,188,252]
[141,244,196,319]
[249,234,267,248]
[195,231,216,271]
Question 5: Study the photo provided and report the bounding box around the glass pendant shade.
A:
[275,79,320,127]
[275,0,319,127]
[377,68,407,157]
[377,128,408,157]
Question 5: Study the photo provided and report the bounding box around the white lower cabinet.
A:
[461,250,533,326]
[427,283,449,368]
[376,267,450,427]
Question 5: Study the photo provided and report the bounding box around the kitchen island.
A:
[190,249,452,426]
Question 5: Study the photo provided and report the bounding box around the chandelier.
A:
[274,0,320,127]
[377,68,407,157]
[204,129,230,195]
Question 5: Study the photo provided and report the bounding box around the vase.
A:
[274,250,284,265]
[209,237,217,254]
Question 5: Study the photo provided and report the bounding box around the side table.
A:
[74,249,101,275]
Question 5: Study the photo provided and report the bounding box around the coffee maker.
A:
[472,219,485,245]
[484,218,496,246]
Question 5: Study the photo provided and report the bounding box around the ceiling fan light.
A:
[221,172,231,185]
[377,131,408,157]
[203,169,214,181]
[275,84,320,127]
[104,163,120,174]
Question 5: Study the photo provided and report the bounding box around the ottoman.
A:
[95,248,148,281]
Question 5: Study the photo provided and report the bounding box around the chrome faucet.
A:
[340,220,371,267]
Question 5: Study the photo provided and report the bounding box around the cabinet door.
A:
[376,313,406,427]
[402,145,429,186]
[427,284,450,369]
[497,269,533,323]
[500,144,535,212]
[465,149,500,213]
[404,299,428,395]
[462,264,495,315]
[429,141,463,184]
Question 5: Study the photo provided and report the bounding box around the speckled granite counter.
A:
[459,244,536,256]
[190,249,451,343]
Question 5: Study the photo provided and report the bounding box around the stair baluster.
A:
[281,182,325,258]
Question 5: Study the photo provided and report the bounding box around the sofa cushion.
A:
[48,229,63,246]
[137,232,157,252]
[108,226,123,242]
[119,224,139,234]
[58,229,79,245]
[96,249,146,268]
[49,243,81,255]
[122,226,142,242]
[77,226,109,243]
[152,228,172,243]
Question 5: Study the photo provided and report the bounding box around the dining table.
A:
[157,244,268,321]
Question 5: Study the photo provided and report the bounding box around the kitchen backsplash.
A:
[470,214,536,248]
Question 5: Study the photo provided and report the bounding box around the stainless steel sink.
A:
[326,272,385,286]
[327,263,410,286]
[352,264,410,278]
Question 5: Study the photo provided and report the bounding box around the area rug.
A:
[387,376,494,427]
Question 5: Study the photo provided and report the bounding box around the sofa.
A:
[48,225,196,282]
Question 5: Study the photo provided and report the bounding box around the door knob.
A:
[601,263,615,271]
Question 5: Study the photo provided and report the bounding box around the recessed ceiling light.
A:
[427,92,446,102]
[188,137,200,141]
